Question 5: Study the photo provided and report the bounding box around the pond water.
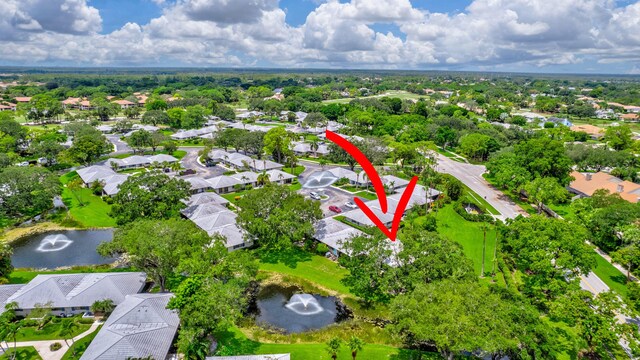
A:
[255,284,343,334]
[11,229,115,269]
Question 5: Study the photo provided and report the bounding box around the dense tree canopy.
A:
[0,166,60,220]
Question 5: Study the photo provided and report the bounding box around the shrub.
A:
[453,200,494,223]
[316,243,329,255]
[50,342,62,351]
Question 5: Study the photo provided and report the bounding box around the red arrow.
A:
[326,130,419,241]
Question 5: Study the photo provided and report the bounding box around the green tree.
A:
[501,216,596,305]
[435,126,457,150]
[611,244,640,282]
[91,98,119,122]
[30,139,64,166]
[236,184,321,249]
[0,167,61,219]
[59,318,79,349]
[326,337,342,360]
[177,327,210,360]
[98,219,212,291]
[126,130,152,154]
[149,132,167,152]
[347,336,365,360]
[605,124,633,150]
[90,299,115,317]
[523,177,568,214]
[141,110,170,126]
[67,177,85,206]
[0,243,13,284]
[110,172,190,225]
[459,133,492,161]
[65,130,112,165]
[263,127,291,164]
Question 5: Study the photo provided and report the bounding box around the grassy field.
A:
[283,165,305,176]
[216,327,438,360]
[16,319,91,342]
[591,255,629,298]
[322,90,427,105]
[435,205,498,276]
[8,265,132,284]
[257,248,352,296]
[60,325,102,360]
[59,172,117,228]
[0,347,42,360]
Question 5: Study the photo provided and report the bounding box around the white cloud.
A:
[0,0,640,72]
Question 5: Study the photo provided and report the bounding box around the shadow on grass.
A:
[213,328,261,356]
[257,248,312,269]
[389,349,442,360]
[0,347,41,360]
[610,274,628,286]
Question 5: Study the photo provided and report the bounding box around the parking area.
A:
[298,185,368,218]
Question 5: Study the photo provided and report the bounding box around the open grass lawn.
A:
[60,325,102,360]
[283,165,305,176]
[592,255,629,298]
[9,266,133,284]
[257,248,352,296]
[458,184,500,216]
[354,191,377,200]
[16,320,91,342]
[435,205,498,276]
[59,172,116,228]
[216,327,438,360]
[0,347,42,360]
[322,90,426,105]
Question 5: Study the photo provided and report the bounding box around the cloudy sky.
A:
[0,0,639,73]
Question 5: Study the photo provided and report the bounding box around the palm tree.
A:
[326,337,342,360]
[6,321,21,360]
[310,140,319,158]
[347,336,365,360]
[91,299,115,318]
[59,318,79,351]
[257,172,270,186]
[171,161,181,173]
[240,175,249,188]
[319,158,327,169]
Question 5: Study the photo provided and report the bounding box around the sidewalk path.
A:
[1,322,101,360]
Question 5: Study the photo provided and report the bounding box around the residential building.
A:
[314,218,365,256]
[182,176,214,194]
[0,272,146,317]
[207,175,242,194]
[569,171,640,203]
[80,293,179,360]
[111,99,136,109]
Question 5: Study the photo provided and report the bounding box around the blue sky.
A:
[1,0,640,73]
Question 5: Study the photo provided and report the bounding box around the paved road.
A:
[106,134,131,155]
[436,154,527,221]
[179,147,225,178]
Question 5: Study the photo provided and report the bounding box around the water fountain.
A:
[36,234,74,253]
[255,285,344,333]
[303,171,339,189]
[11,229,115,269]
[285,294,324,315]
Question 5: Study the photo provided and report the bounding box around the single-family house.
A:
[76,165,117,185]
[569,171,640,203]
[327,167,369,187]
[14,97,31,103]
[207,175,242,194]
[107,155,151,170]
[313,218,365,256]
[382,175,410,191]
[80,293,179,360]
[183,192,229,207]
[111,99,136,109]
[182,176,213,194]
[265,169,295,185]
[0,272,146,317]
[148,154,178,164]
[230,171,260,187]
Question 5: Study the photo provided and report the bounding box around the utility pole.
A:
[492,226,498,276]
[481,225,487,277]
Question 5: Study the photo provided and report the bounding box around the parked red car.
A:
[328,205,342,213]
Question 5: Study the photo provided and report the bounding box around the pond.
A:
[11,229,115,269]
[255,284,350,334]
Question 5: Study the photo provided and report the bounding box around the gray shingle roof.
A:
[314,218,364,253]
[207,175,242,190]
[80,293,179,360]
[5,273,146,311]
[0,284,25,314]
[182,176,213,191]
[76,166,116,184]
[181,203,229,220]
[184,192,229,206]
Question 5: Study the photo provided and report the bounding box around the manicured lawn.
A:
[257,248,352,296]
[457,184,500,216]
[592,254,629,298]
[59,172,117,228]
[354,191,377,200]
[9,266,134,284]
[61,325,102,360]
[435,205,498,276]
[0,346,42,360]
[283,165,305,176]
[15,319,91,342]
[216,327,439,360]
